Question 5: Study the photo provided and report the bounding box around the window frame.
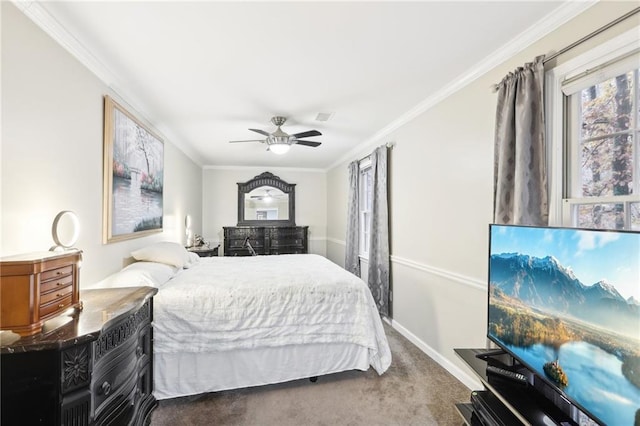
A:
[544,26,640,227]
[358,158,373,258]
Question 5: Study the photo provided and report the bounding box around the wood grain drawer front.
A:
[229,239,264,248]
[93,342,138,418]
[40,274,73,295]
[40,265,73,282]
[40,284,73,305]
[138,325,151,360]
[270,228,306,239]
[270,239,303,248]
[229,239,245,248]
[39,294,72,317]
[226,228,264,238]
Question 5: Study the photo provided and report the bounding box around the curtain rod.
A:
[358,142,395,164]
[543,6,640,64]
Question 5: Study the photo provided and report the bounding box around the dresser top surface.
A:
[1,286,157,353]
[0,249,82,264]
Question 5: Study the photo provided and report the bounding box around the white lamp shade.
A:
[269,143,290,155]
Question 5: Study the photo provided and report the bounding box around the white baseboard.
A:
[387,318,482,391]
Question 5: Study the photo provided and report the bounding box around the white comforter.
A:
[152,254,391,374]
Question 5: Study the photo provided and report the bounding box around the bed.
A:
[93,242,392,400]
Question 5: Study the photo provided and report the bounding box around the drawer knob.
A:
[56,271,63,276]
[58,303,65,308]
[101,381,111,396]
[57,282,64,286]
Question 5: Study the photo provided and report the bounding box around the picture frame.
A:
[103,95,164,243]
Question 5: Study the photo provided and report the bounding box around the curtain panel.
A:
[345,161,361,277]
[367,145,390,317]
[493,55,549,226]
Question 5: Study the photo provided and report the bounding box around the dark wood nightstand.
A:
[187,245,219,257]
[1,287,158,426]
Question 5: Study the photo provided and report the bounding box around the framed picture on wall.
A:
[103,95,164,243]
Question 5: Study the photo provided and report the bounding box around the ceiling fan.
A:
[229,116,322,154]
[249,189,284,201]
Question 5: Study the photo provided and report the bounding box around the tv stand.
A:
[472,348,518,368]
[473,348,506,359]
[455,348,578,426]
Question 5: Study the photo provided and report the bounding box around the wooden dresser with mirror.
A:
[224,225,308,256]
[225,172,309,256]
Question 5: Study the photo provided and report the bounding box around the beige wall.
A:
[326,1,639,387]
[3,0,638,392]
[1,3,203,286]
[202,167,327,255]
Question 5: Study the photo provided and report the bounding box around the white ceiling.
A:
[21,1,587,169]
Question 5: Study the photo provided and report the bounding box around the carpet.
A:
[150,323,470,425]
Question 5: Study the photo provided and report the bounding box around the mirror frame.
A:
[237,172,296,226]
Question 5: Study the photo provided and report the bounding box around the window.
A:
[359,163,373,257]
[546,28,640,230]
[564,57,639,230]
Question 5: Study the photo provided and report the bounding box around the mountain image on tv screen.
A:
[488,225,640,426]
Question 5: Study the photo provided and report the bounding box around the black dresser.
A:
[223,226,308,256]
[0,286,158,426]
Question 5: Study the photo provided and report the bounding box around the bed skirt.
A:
[154,342,371,400]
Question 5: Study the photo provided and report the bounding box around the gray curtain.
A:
[367,145,390,317]
[493,55,548,226]
[345,160,361,277]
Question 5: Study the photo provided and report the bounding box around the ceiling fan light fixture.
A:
[267,134,291,155]
[269,143,291,155]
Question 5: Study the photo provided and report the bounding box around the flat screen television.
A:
[487,224,640,426]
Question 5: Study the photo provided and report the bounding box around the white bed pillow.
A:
[131,241,190,268]
[95,261,178,288]
[184,251,200,269]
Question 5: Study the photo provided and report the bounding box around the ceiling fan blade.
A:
[249,128,270,136]
[229,139,264,143]
[291,130,321,139]
[295,140,322,147]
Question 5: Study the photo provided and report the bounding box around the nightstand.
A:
[1,287,158,425]
[187,245,219,257]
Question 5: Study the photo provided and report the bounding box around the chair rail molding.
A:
[390,255,486,292]
[327,237,485,292]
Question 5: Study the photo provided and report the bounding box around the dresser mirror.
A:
[237,172,296,226]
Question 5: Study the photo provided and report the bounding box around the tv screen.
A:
[487,224,640,426]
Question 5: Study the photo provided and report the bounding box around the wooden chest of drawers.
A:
[223,226,308,256]
[0,250,82,336]
[1,286,158,426]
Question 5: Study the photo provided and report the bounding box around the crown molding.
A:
[13,1,118,86]
[327,0,598,171]
[203,164,326,173]
[12,1,205,168]
[14,0,597,173]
